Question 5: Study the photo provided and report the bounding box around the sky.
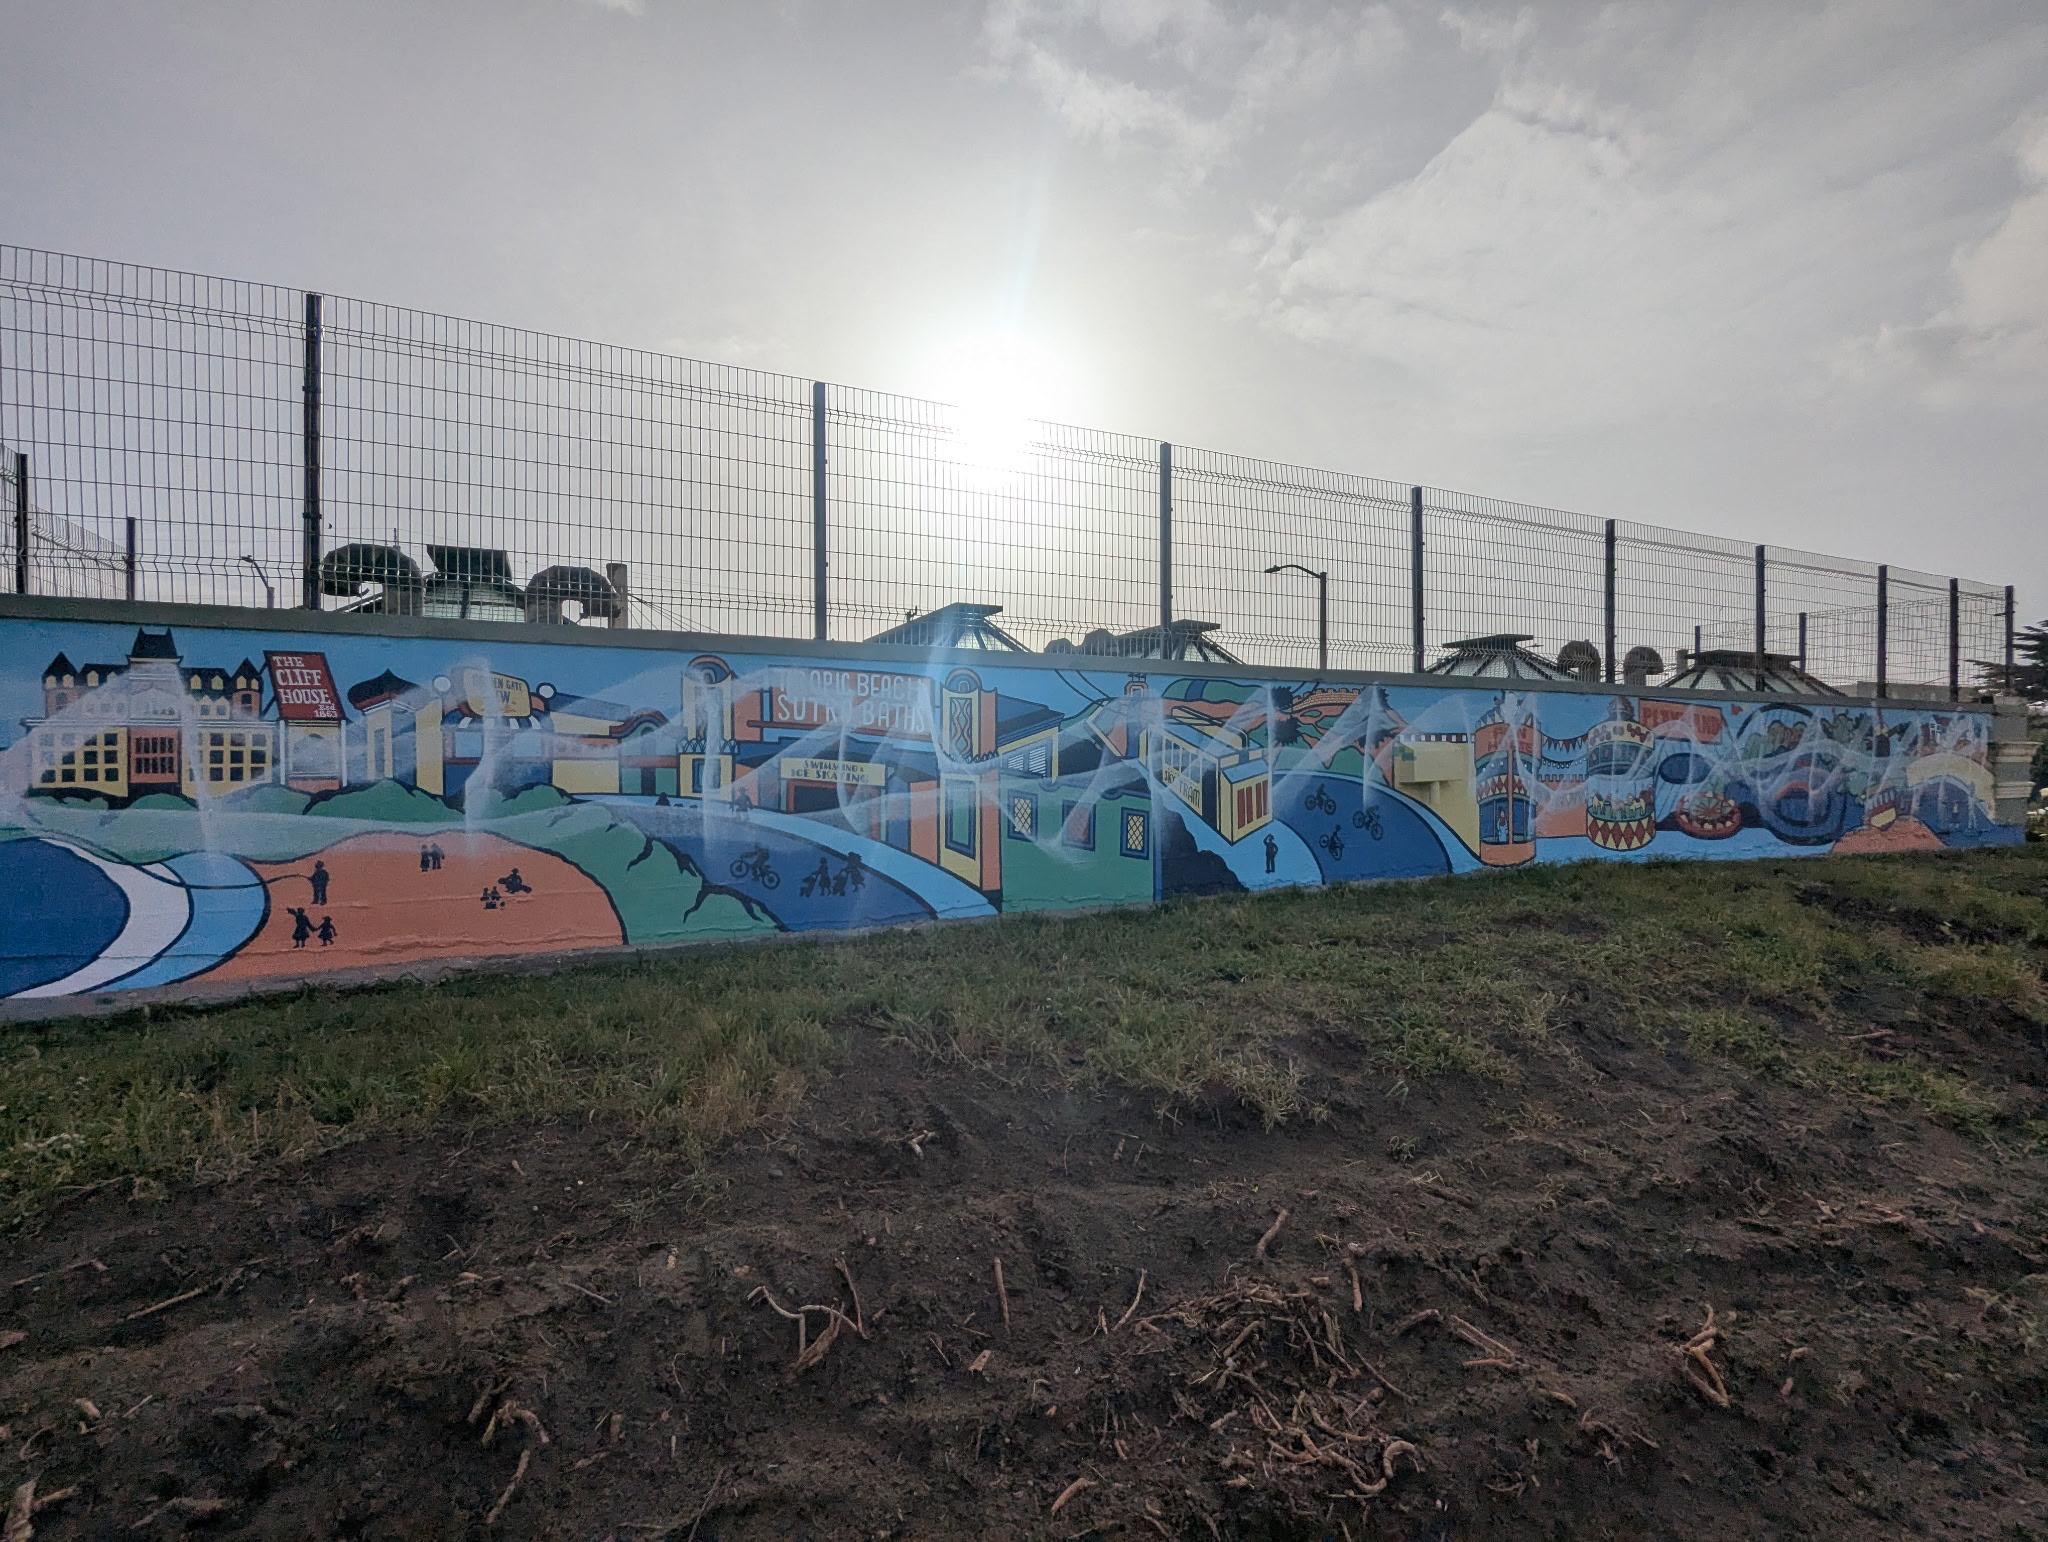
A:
[1,0,2044,625]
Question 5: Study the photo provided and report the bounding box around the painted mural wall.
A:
[0,615,2018,1001]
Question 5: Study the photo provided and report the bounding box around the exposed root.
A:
[835,1258,870,1338]
[478,1397,552,1528]
[4,1480,32,1542]
[1048,1475,1096,1516]
[484,1446,532,1527]
[1679,1308,1732,1409]
[748,1284,865,1374]
[1255,1208,1290,1261]
[130,1496,234,1530]
[1132,1276,1424,1520]
[1113,1270,1148,1333]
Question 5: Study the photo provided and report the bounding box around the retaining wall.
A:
[0,598,2022,1005]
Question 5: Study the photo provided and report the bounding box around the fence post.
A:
[1797,611,1807,671]
[1602,518,1617,683]
[1753,544,1767,691]
[300,292,323,610]
[1948,576,1961,702]
[1158,442,1173,631]
[1875,564,1889,700]
[811,381,828,641]
[124,516,137,601]
[11,452,26,596]
[2006,584,2017,693]
[605,561,630,631]
[1409,486,1425,674]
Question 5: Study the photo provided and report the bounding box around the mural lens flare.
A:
[0,613,2022,1003]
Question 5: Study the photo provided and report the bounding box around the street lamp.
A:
[240,554,276,609]
[1264,562,1328,673]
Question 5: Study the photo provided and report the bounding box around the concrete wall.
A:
[0,598,2021,1005]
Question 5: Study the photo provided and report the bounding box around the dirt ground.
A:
[4,992,2046,1541]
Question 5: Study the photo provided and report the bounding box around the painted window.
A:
[1003,739,1052,777]
[945,782,977,855]
[1061,800,1094,850]
[1007,793,1036,839]
[1120,809,1149,858]
[690,760,704,793]
[946,696,975,758]
[1255,780,1268,819]
[133,733,177,777]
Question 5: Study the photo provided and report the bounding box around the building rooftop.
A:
[865,602,1029,652]
[1663,650,1843,698]
[1425,634,1576,682]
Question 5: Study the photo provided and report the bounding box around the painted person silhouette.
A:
[288,907,313,949]
[1263,832,1278,874]
[499,867,531,895]
[429,843,445,871]
[839,851,867,893]
[317,915,337,947]
[802,855,832,897]
[310,860,330,905]
[420,844,433,873]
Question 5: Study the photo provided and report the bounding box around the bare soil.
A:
[5,1003,2046,1541]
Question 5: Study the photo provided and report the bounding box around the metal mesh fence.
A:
[0,243,2019,698]
[824,388,1158,649]
[0,246,301,607]
[1172,451,1411,673]
[319,296,815,636]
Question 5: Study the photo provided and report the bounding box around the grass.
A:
[2,843,2043,1225]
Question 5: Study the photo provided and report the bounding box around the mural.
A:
[0,618,2017,1000]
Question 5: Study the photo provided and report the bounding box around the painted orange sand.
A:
[203,831,623,982]
[1832,815,1945,855]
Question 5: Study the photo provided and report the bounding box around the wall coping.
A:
[0,593,1998,717]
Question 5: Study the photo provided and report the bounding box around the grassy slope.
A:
[1,845,2042,1225]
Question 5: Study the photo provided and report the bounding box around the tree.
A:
[1976,618,2048,701]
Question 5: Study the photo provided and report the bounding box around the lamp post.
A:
[241,554,276,609]
[1264,562,1328,673]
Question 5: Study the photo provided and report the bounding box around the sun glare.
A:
[925,329,1069,489]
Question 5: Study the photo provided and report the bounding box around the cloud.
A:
[979,0,1404,188]
[572,0,646,14]
[1237,4,2048,433]
[1835,112,2048,404]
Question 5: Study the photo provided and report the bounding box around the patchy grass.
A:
[2,844,2042,1224]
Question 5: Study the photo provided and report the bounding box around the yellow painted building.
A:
[1392,737,1479,851]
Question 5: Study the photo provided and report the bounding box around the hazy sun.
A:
[924,328,1072,488]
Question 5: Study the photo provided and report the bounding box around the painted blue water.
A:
[108,851,268,991]
[602,799,971,930]
[1275,772,1460,883]
[0,839,129,996]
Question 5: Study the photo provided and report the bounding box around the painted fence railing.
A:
[0,599,2021,1004]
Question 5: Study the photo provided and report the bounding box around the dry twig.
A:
[994,1258,1011,1331]
[121,1283,208,1324]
